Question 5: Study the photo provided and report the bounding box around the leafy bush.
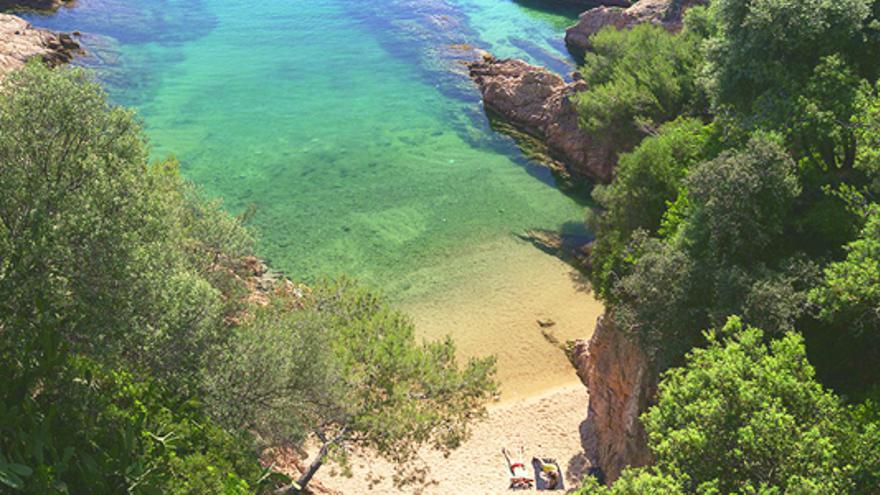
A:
[576,318,880,494]
[576,22,706,149]
[587,118,717,300]
[0,356,266,494]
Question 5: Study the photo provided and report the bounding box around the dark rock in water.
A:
[555,0,630,6]
[468,53,615,182]
[0,13,81,75]
[0,0,72,13]
[564,0,707,61]
[513,0,630,18]
[351,0,487,102]
[507,36,574,78]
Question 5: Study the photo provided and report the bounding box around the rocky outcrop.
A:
[564,0,707,60]
[0,0,72,13]
[571,314,656,484]
[548,0,631,7]
[0,13,80,76]
[468,54,616,182]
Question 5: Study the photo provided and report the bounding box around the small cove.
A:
[26,0,601,397]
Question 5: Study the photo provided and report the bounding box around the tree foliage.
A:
[575,22,707,149]
[587,118,717,300]
[0,62,266,494]
[608,136,814,364]
[705,0,875,169]
[576,0,880,490]
[0,63,255,394]
[206,280,497,490]
[577,318,880,494]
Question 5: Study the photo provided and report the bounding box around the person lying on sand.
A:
[502,447,534,489]
[531,457,564,491]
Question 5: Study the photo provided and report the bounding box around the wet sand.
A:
[402,236,603,402]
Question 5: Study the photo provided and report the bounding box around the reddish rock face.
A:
[468,53,616,183]
[0,13,81,76]
[564,0,707,61]
[571,314,656,484]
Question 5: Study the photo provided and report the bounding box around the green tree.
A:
[705,0,873,169]
[610,136,812,364]
[587,118,717,300]
[204,280,498,493]
[577,317,877,494]
[0,63,262,493]
[809,206,880,389]
[675,134,801,264]
[0,355,268,494]
[576,22,706,150]
[0,62,253,394]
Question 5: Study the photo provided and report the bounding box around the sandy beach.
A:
[402,236,603,402]
[294,240,601,493]
[316,384,591,494]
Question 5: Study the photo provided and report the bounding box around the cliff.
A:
[467,54,616,182]
[565,0,707,60]
[0,13,80,76]
[571,314,656,483]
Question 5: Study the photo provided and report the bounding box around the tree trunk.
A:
[295,445,326,492]
[275,428,347,495]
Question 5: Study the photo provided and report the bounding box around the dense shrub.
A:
[576,318,880,494]
[576,22,706,150]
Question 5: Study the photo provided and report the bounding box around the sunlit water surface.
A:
[27,0,599,396]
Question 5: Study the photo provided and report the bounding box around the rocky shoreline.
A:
[0,13,81,76]
[468,53,616,183]
[468,0,705,184]
[565,0,707,59]
[466,0,707,485]
[0,0,81,76]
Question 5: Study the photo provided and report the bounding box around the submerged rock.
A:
[537,317,556,328]
[571,314,656,484]
[468,53,615,182]
[564,0,707,60]
[0,13,81,76]
[0,0,72,13]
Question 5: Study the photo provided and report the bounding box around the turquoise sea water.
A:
[27,0,589,301]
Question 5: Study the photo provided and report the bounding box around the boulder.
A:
[0,13,81,76]
[564,0,707,60]
[571,314,656,484]
[468,53,615,182]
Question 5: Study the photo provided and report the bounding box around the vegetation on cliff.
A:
[578,0,880,490]
[577,318,880,493]
[0,63,496,494]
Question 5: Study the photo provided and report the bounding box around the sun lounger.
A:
[503,448,534,490]
[532,457,564,491]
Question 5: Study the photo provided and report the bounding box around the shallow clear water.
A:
[27,0,589,302]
